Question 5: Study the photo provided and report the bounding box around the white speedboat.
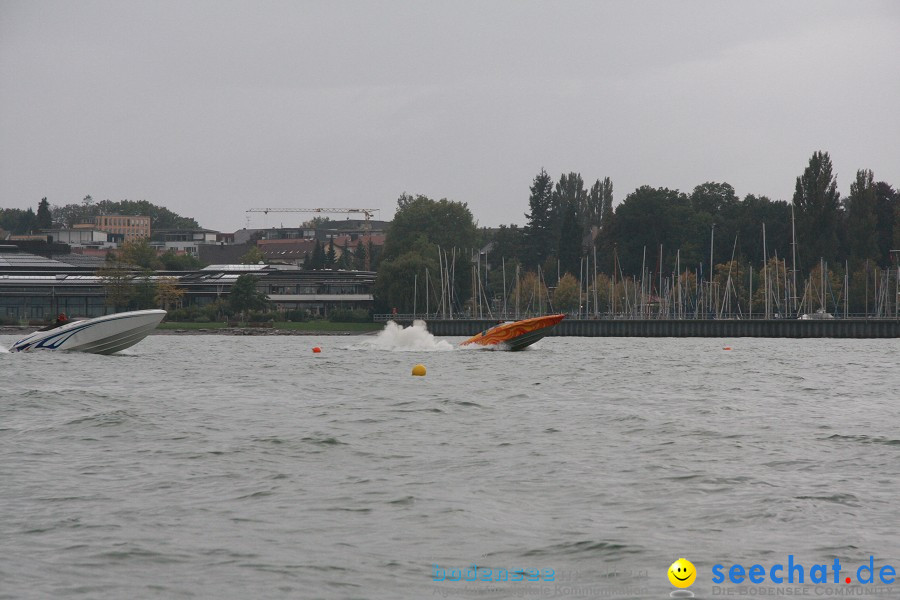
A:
[9,309,166,355]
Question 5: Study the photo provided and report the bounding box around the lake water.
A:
[2,324,899,599]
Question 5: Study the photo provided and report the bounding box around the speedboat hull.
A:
[459,314,565,351]
[9,309,166,355]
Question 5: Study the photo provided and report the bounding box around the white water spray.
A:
[355,320,453,351]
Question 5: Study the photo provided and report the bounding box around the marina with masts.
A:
[379,225,900,337]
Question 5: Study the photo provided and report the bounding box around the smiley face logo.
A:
[668,558,696,588]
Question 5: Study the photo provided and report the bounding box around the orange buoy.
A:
[312,346,322,353]
[723,347,732,351]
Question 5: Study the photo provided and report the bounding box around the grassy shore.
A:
[157,321,383,333]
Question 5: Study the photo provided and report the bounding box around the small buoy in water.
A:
[412,364,426,376]
[723,347,732,351]
[312,346,322,353]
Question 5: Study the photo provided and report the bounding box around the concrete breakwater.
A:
[394,318,900,338]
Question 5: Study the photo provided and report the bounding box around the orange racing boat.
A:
[459,314,565,351]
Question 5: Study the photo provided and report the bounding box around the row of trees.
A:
[374,193,479,313]
[53,196,200,230]
[373,151,898,316]
[511,152,898,283]
[103,237,203,271]
[303,238,377,271]
[1,196,200,236]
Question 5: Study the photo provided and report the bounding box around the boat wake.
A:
[354,320,453,351]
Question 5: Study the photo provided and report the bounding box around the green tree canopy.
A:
[160,249,204,271]
[844,169,879,263]
[509,271,550,316]
[325,239,336,268]
[228,274,269,316]
[690,182,738,217]
[377,194,477,313]
[874,182,899,265]
[594,177,616,273]
[485,224,524,271]
[522,169,555,270]
[552,273,581,312]
[793,150,841,266]
[117,238,162,269]
[353,240,367,270]
[0,208,37,235]
[373,245,439,314]
[37,198,52,229]
[240,246,266,265]
[96,262,135,309]
[51,198,201,230]
[382,193,478,261]
[613,186,701,275]
[309,240,326,270]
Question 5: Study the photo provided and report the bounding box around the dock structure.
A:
[383,318,900,338]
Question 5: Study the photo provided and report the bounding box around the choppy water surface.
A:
[1,325,899,599]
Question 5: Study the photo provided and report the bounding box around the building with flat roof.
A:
[0,246,375,322]
[44,228,115,249]
[150,228,219,256]
[91,215,151,240]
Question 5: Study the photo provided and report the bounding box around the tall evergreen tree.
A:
[844,169,879,263]
[337,242,352,270]
[552,172,587,278]
[36,197,52,229]
[354,240,367,270]
[874,182,899,266]
[367,239,376,270]
[522,169,555,270]
[557,200,582,277]
[595,177,616,272]
[586,180,604,234]
[325,239,336,267]
[310,240,326,269]
[792,151,841,265]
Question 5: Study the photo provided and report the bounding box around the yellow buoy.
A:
[412,364,426,376]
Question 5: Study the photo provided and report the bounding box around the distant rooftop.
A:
[200,264,269,272]
[0,246,111,271]
[0,251,63,269]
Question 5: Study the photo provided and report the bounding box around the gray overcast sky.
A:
[1,0,898,232]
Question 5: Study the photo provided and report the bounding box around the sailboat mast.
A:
[593,244,598,317]
[791,204,799,313]
[763,223,769,319]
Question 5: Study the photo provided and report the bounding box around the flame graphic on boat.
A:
[459,314,565,351]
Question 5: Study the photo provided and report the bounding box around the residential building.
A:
[256,238,318,266]
[150,228,219,256]
[44,228,115,249]
[90,215,151,240]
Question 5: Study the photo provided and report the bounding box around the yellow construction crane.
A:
[246,207,380,269]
